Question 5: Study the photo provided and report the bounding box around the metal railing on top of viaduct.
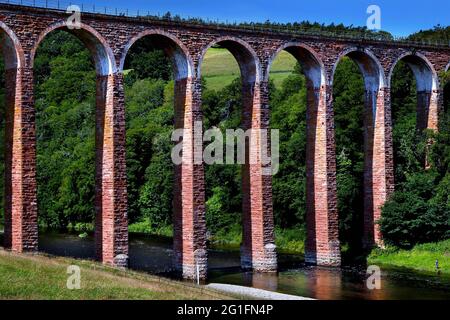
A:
[1,0,449,49]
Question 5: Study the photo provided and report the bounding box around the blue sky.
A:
[74,0,449,36]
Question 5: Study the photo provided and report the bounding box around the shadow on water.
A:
[1,230,449,300]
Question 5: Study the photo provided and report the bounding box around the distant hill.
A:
[202,47,297,91]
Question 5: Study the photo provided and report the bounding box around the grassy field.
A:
[202,47,297,91]
[368,239,450,275]
[0,249,234,300]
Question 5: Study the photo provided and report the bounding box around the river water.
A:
[3,231,450,300]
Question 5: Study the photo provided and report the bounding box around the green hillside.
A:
[202,47,297,91]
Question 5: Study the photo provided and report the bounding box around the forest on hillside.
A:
[0,24,448,254]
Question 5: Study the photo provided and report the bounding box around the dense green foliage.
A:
[0,24,448,254]
[34,32,96,229]
[333,58,365,249]
[379,44,450,247]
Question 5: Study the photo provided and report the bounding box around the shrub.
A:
[380,172,449,248]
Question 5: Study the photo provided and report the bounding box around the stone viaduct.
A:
[0,3,449,280]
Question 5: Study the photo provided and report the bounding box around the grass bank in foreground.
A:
[368,239,450,275]
[0,249,234,300]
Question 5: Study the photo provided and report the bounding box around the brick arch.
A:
[264,42,326,88]
[265,42,326,88]
[0,21,25,69]
[30,21,116,76]
[198,36,262,83]
[332,47,392,249]
[388,52,439,91]
[119,29,194,80]
[389,52,440,132]
[266,42,341,267]
[332,47,387,90]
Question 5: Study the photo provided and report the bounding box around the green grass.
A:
[202,48,297,91]
[368,239,450,275]
[128,220,173,237]
[274,228,305,254]
[0,249,233,300]
[209,224,304,254]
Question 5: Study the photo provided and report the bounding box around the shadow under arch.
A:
[30,21,117,76]
[388,52,440,132]
[198,37,268,271]
[332,47,388,251]
[0,22,29,251]
[266,42,341,267]
[0,21,25,69]
[119,29,194,80]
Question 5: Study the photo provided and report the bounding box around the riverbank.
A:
[0,249,235,300]
[69,221,306,255]
[368,239,450,275]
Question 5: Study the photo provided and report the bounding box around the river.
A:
[3,231,450,300]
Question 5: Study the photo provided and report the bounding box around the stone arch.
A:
[389,52,440,132]
[266,42,341,267]
[0,21,25,69]
[332,47,387,91]
[119,29,194,80]
[29,21,128,267]
[198,36,262,84]
[30,21,116,76]
[120,28,206,279]
[198,37,275,272]
[265,42,326,88]
[389,52,439,89]
[332,47,391,250]
[388,52,439,92]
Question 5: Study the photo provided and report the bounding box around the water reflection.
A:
[245,272,279,292]
[307,268,343,300]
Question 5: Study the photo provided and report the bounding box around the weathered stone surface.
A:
[0,3,449,278]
